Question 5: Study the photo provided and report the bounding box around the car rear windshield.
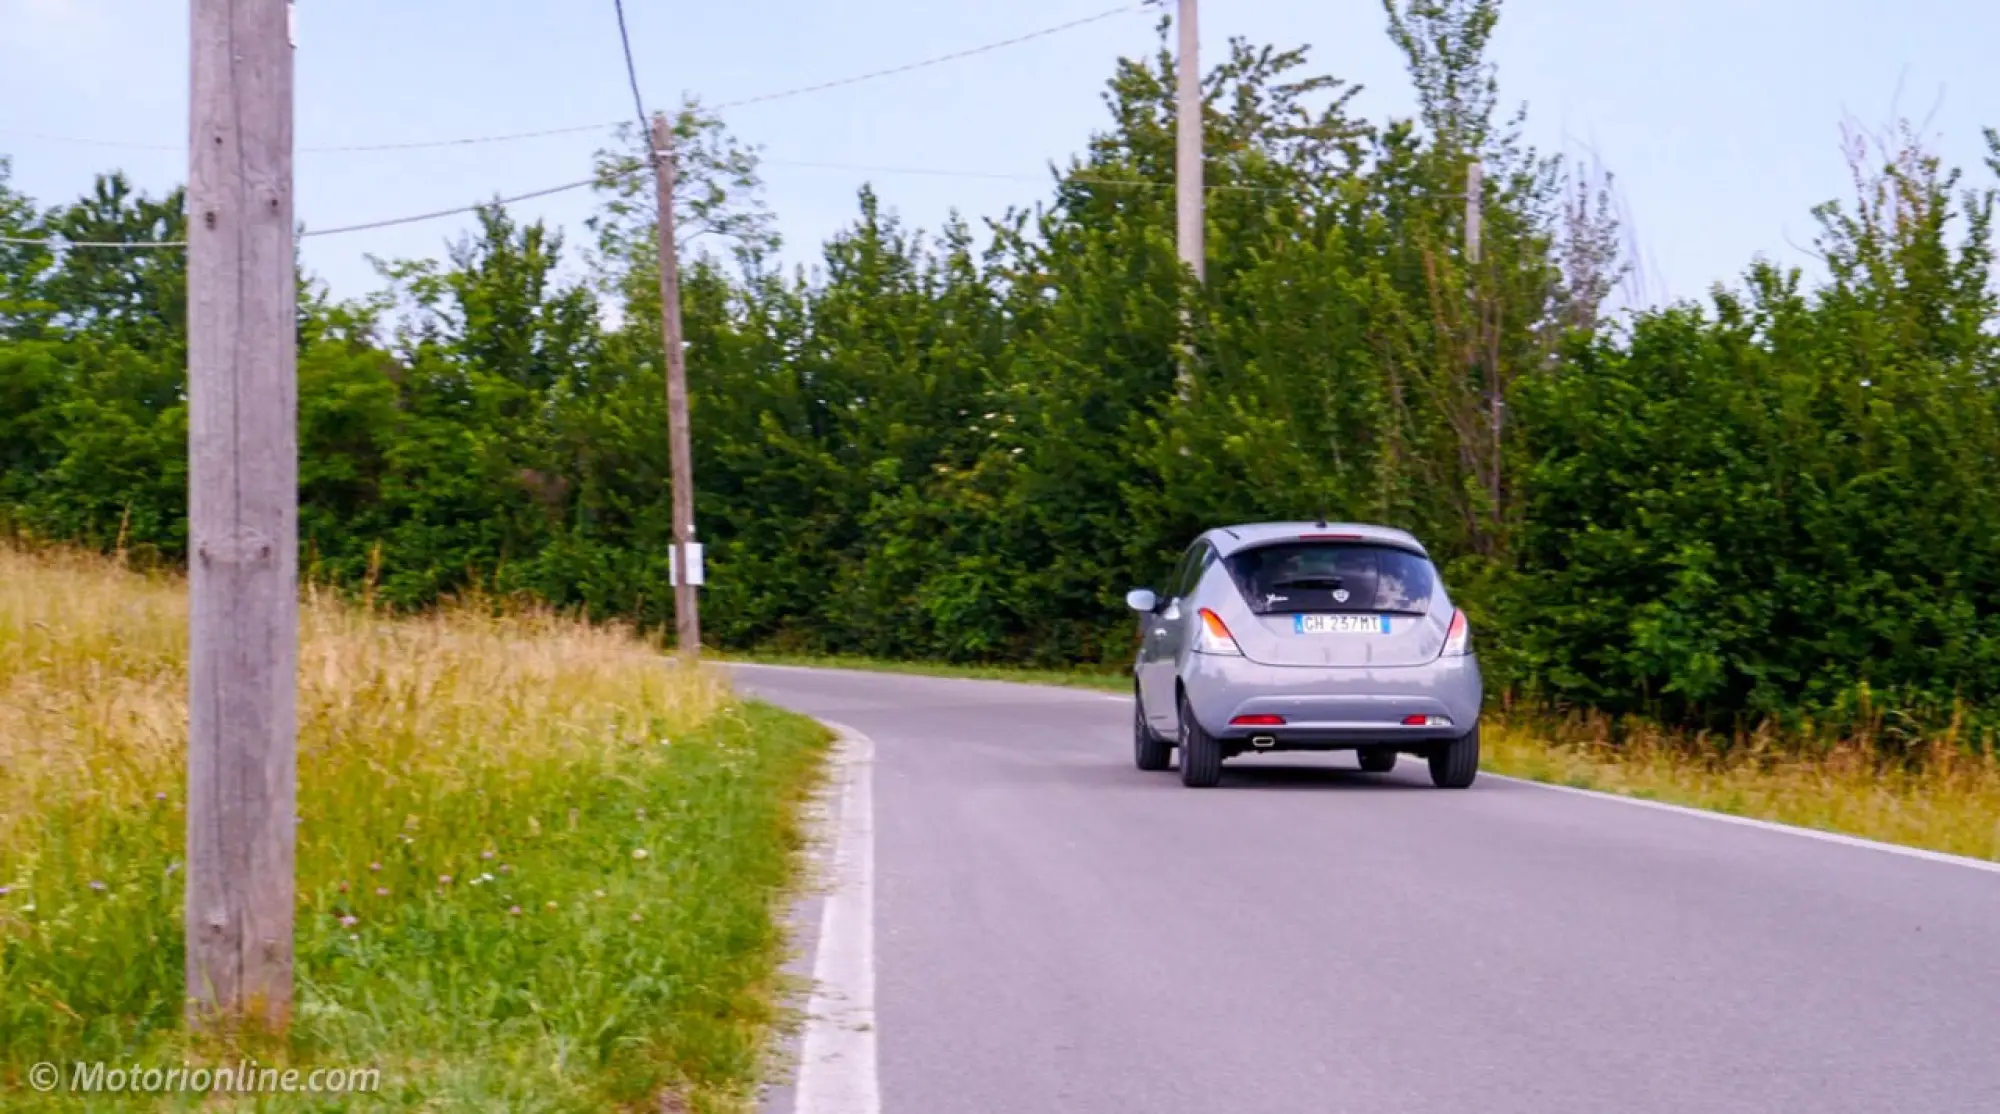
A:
[1224,542,1437,615]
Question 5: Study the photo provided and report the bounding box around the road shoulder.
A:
[759,722,880,1114]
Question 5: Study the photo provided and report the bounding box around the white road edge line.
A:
[1487,773,2000,876]
[794,721,881,1114]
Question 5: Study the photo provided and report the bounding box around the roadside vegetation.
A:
[3,2,1996,879]
[0,544,831,1111]
[1482,717,2000,862]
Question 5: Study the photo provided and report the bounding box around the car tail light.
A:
[1194,608,1243,656]
[1231,714,1286,727]
[1402,714,1452,726]
[1441,609,1472,656]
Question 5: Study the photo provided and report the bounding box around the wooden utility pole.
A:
[186,0,298,1028]
[1174,0,1203,398]
[1467,158,1503,536]
[1465,159,1483,267]
[1174,0,1204,283]
[650,112,700,661]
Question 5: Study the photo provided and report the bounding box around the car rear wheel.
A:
[1427,725,1480,789]
[1134,697,1172,771]
[1177,694,1224,788]
[1356,748,1398,773]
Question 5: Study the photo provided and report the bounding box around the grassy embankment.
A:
[721,651,2000,863]
[0,547,831,1112]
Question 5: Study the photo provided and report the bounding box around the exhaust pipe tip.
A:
[1251,735,1277,750]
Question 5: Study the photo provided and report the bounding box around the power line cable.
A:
[757,157,1295,195]
[304,122,615,154]
[0,176,599,249]
[0,150,1458,250]
[610,0,653,147]
[299,177,598,237]
[0,129,180,152]
[0,122,621,155]
[708,3,1141,112]
[0,3,1148,156]
[0,162,1304,250]
[0,234,185,248]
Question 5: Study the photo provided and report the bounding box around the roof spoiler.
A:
[1230,533,1431,559]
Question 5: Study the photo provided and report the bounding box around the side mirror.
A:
[1124,588,1158,614]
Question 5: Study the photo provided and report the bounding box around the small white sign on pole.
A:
[669,542,705,587]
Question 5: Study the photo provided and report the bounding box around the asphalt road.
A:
[735,663,2000,1114]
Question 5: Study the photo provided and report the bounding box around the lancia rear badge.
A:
[1332,588,1350,603]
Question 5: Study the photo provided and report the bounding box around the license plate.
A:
[1294,613,1390,635]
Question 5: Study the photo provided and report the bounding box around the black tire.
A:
[1356,748,1398,773]
[1134,696,1172,771]
[1428,725,1480,789]
[1177,694,1224,788]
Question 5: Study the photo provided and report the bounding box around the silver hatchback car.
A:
[1125,521,1483,788]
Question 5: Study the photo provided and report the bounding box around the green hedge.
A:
[3,3,1996,744]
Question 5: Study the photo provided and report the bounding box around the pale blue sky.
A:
[2,0,1995,309]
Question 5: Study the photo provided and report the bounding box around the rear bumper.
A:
[1181,651,1483,746]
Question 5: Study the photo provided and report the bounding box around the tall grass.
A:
[0,546,830,1111]
[1482,713,2000,862]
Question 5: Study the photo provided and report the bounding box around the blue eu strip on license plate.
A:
[1294,614,1391,635]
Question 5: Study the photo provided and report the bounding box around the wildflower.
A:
[629,912,642,923]
[0,886,9,896]
[155,792,167,802]
[438,874,452,886]
[89,880,107,892]
[368,862,381,873]
[481,850,496,861]
[545,901,559,912]
[337,881,349,893]
[499,864,512,875]
[375,886,389,897]
[632,849,649,861]
[508,906,522,916]
[339,915,358,928]
[480,872,496,883]
[593,890,606,899]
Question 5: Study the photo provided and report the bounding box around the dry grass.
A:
[1,546,733,852]
[0,545,830,1111]
[1483,714,2000,862]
